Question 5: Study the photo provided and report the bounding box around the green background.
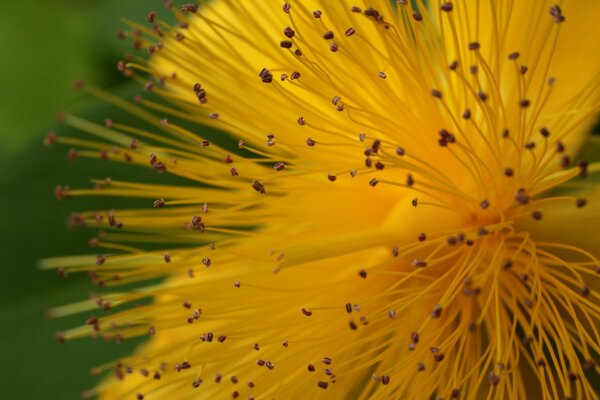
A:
[0,1,162,398]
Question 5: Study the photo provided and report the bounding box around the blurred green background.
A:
[0,1,164,398]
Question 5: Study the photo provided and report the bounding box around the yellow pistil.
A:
[45,1,600,399]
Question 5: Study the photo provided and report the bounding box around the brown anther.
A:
[282,3,290,13]
[391,246,399,256]
[504,167,514,177]
[502,258,513,269]
[531,210,542,220]
[525,141,536,150]
[406,174,414,186]
[519,99,530,108]
[96,255,106,265]
[283,26,295,38]
[306,138,316,147]
[345,27,356,37]
[230,167,239,176]
[448,60,458,70]
[480,199,490,210]
[328,174,337,182]
[508,51,520,60]
[440,3,453,12]
[417,362,425,372]
[576,198,587,208]
[539,127,550,138]
[377,71,387,79]
[67,148,78,161]
[153,198,165,208]
[431,89,443,99]
[451,388,460,398]
[549,5,565,23]
[396,147,405,156]
[411,198,418,207]
[478,91,488,101]
[280,40,293,48]
[313,10,322,18]
[358,269,367,278]
[411,258,427,268]
[381,375,390,385]
[317,381,328,389]
[301,308,313,316]
[265,360,274,370]
[580,286,590,297]
[412,11,423,21]
[583,359,597,371]
[434,354,445,362]
[44,131,58,146]
[192,378,203,388]
[251,180,265,194]
[259,68,273,83]
[488,372,500,386]
[447,236,457,245]
[417,233,427,242]
[520,65,528,74]
[515,188,529,205]
[430,304,442,318]
[329,43,339,52]
[578,160,589,177]
[468,42,480,50]
[233,280,240,288]
[462,108,471,119]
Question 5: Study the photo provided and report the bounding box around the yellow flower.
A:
[44,1,600,399]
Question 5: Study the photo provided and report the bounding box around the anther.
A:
[322,31,334,40]
[531,211,542,220]
[274,162,285,171]
[282,3,290,13]
[519,99,530,108]
[322,357,332,365]
[280,40,293,48]
[448,60,458,70]
[412,12,423,21]
[539,127,550,138]
[417,363,425,372]
[163,253,171,263]
[306,138,316,147]
[515,188,529,205]
[477,91,488,101]
[406,174,414,186]
[327,174,337,182]
[317,381,328,389]
[502,259,513,269]
[396,147,405,156]
[378,71,387,79]
[468,42,480,51]
[583,359,597,371]
[358,269,367,278]
[440,3,453,12]
[381,375,390,385]
[488,372,500,386]
[251,181,265,194]
[369,178,379,187]
[504,168,514,177]
[580,286,590,297]
[560,155,571,169]
[549,5,565,23]
[283,26,295,38]
[451,389,460,398]
[329,43,339,52]
[313,10,322,18]
[307,364,316,372]
[153,198,165,208]
[480,199,490,210]
[301,308,313,316]
[388,310,397,319]
[576,198,587,208]
[431,89,443,99]
[430,304,442,318]
[345,27,356,37]
[578,160,589,178]
[462,109,471,120]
